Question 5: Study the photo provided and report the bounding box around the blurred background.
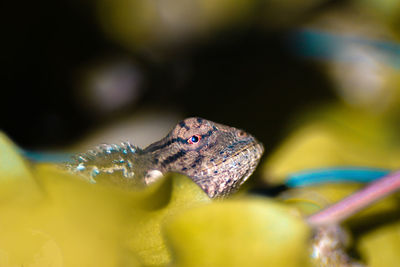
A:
[3,3,400,265]
[1,0,400,157]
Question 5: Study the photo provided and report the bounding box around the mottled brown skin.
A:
[67,117,264,198]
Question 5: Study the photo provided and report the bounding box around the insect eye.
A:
[188,135,201,144]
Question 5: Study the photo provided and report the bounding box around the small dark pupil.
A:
[191,136,199,143]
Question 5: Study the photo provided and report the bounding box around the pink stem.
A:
[307,170,400,226]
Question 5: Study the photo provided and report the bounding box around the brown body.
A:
[67,117,264,198]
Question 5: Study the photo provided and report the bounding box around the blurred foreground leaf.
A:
[0,133,313,266]
[164,198,312,267]
[261,104,400,267]
[358,221,400,267]
[0,131,213,266]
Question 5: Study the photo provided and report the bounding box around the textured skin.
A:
[66,117,264,198]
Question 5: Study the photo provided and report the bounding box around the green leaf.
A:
[164,198,312,267]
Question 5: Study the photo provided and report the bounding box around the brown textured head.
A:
[144,117,264,198]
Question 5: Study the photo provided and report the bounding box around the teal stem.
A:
[288,29,400,69]
[286,167,390,187]
[20,149,73,163]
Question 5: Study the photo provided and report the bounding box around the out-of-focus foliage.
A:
[164,198,311,267]
[261,101,400,266]
[297,6,400,113]
[282,181,400,221]
[3,0,400,266]
[97,0,254,49]
[94,0,400,57]
[0,133,312,267]
[263,105,400,184]
[358,221,400,267]
[354,0,400,24]
[95,0,329,50]
[0,131,210,266]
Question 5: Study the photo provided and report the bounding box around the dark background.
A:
[1,1,340,150]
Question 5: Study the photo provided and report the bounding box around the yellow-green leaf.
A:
[164,198,312,267]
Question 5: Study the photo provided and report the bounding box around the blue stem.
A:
[286,167,391,187]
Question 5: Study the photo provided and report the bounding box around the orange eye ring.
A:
[188,135,201,144]
[237,130,247,137]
